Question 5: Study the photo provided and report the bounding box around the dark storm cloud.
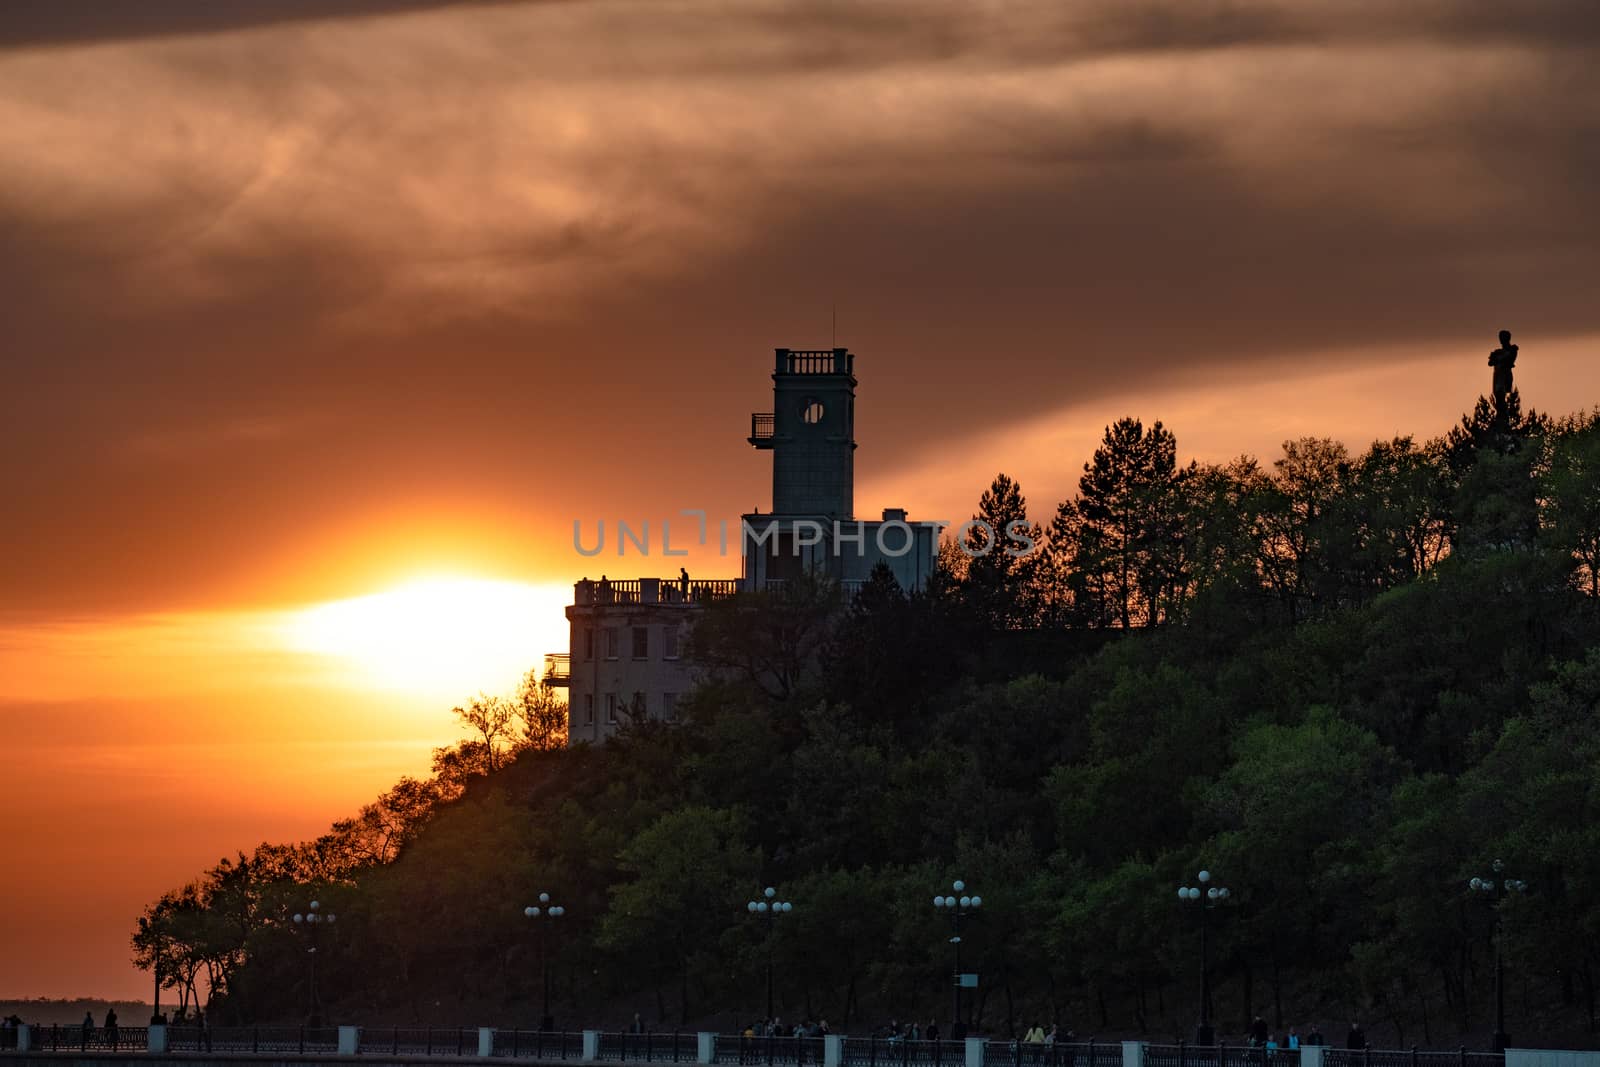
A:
[2,0,1599,612]
[9,0,1599,59]
[0,0,542,49]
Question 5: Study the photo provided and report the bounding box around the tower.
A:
[748,347,857,519]
[550,343,938,746]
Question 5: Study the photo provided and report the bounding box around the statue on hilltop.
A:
[1489,329,1518,410]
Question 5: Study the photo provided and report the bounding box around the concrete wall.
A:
[566,601,697,744]
[1507,1051,1600,1067]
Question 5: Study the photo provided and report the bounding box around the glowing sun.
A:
[283,576,569,699]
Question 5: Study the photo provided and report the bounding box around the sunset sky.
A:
[3,0,1598,1000]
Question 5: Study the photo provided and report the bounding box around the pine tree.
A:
[962,473,1042,628]
[1050,418,1193,627]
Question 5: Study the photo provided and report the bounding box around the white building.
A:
[547,347,939,744]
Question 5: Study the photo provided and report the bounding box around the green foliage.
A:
[1542,411,1600,597]
[598,807,760,1021]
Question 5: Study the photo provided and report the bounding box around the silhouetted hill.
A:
[138,402,1600,1050]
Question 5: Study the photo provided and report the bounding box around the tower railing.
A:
[775,348,852,375]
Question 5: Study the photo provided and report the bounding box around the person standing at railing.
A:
[1305,1025,1324,1047]
[1287,1028,1300,1050]
[1345,1022,1366,1050]
[105,1007,119,1051]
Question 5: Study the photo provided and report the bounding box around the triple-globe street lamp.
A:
[746,887,793,1021]
[1469,861,1528,1053]
[933,881,982,1033]
[524,893,567,1032]
[1177,871,1229,1046]
[291,900,337,1028]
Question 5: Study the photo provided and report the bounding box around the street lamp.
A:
[524,894,567,1032]
[1177,870,1229,1046]
[746,887,793,1021]
[291,899,337,1028]
[1469,860,1528,1053]
[933,880,982,1035]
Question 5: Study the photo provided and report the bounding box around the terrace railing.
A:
[575,578,742,606]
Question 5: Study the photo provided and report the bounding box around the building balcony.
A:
[542,653,570,687]
[748,412,774,448]
[573,577,742,607]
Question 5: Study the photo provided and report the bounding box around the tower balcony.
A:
[749,412,775,448]
[542,653,570,687]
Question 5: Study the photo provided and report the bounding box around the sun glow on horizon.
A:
[282,576,570,700]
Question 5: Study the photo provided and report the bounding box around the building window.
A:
[582,626,594,660]
[604,628,619,659]
[605,692,617,724]
[663,626,680,660]
[632,626,649,660]
[582,694,594,725]
[662,692,677,723]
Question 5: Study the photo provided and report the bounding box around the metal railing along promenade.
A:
[9,1026,150,1054]
[0,1030,1514,1065]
